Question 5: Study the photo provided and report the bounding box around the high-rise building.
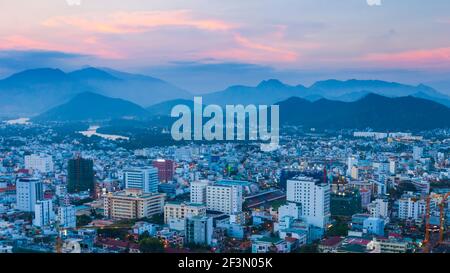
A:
[413,146,424,161]
[360,188,371,208]
[24,154,54,173]
[152,159,174,182]
[124,167,158,194]
[185,215,213,246]
[67,157,94,194]
[206,184,242,215]
[16,178,43,212]
[286,176,331,229]
[190,180,211,204]
[398,195,427,221]
[347,156,359,176]
[368,198,389,219]
[389,159,397,175]
[103,189,165,220]
[34,199,55,227]
[58,205,76,228]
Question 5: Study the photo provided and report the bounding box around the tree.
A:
[297,244,319,253]
[139,237,164,253]
[76,215,92,227]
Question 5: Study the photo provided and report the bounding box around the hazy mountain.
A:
[146,99,194,116]
[277,93,450,130]
[308,79,450,106]
[200,78,450,107]
[0,67,190,117]
[203,79,308,105]
[0,68,92,117]
[34,92,149,122]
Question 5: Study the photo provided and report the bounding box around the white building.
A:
[124,167,159,193]
[398,196,427,221]
[34,199,55,227]
[368,198,389,219]
[206,184,242,215]
[413,146,424,161]
[190,180,211,204]
[347,156,359,176]
[58,205,76,228]
[286,176,331,229]
[164,201,206,227]
[389,159,397,175]
[16,178,43,212]
[25,154,54,173]
[278,202,302,221]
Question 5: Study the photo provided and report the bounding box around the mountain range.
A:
[2,67,450,117]
[202,78,450,107]
[34,90,450,131]
[3,66,450,131]
[0,67,189,116]
[276,93,450,131]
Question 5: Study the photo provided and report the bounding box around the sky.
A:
[0,0,450,93]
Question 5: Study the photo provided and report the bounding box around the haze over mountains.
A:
[0,67,189,116]
[2,66,450,130]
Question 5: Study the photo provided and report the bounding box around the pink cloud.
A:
[0,35,124,59]
[43,10,235,34]
[363,47,450,67]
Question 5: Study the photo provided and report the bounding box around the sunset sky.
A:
[1,0,450,92]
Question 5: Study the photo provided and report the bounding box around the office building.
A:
[16,178,43,212]
[58,205,76,228]
[286,176,331,229]
[67,156,94,194]
[34,199,55,227]
[124,167,158,194]
[190,180,210,204]
[368,198,389,219]
[185,215,213,246]
[152,159,174,182]
[103,189,165,220]
[206,184,243,215]
[24,154,54,173]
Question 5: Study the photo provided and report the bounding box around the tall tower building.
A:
[34,199,55,227]
[190,180,211,204]
[152,159,174,182]
[206,184,242,214]
[185,215,213,246]
[16,178,43,212]
[58,205,77,228]
[286,176,331,229]
[124,167,158,193]
[67,156,94,194]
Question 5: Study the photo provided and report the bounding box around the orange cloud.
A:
[363,47,450,66]
[43,10,234,34]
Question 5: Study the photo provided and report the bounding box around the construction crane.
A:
[423,193,450,252]
[439,192,450,244]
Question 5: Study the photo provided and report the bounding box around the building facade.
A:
[286,176,331,229]
[16,178,43,212]
[206,184,242,215]
[124,167,158,194]
[104,189,165,220]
